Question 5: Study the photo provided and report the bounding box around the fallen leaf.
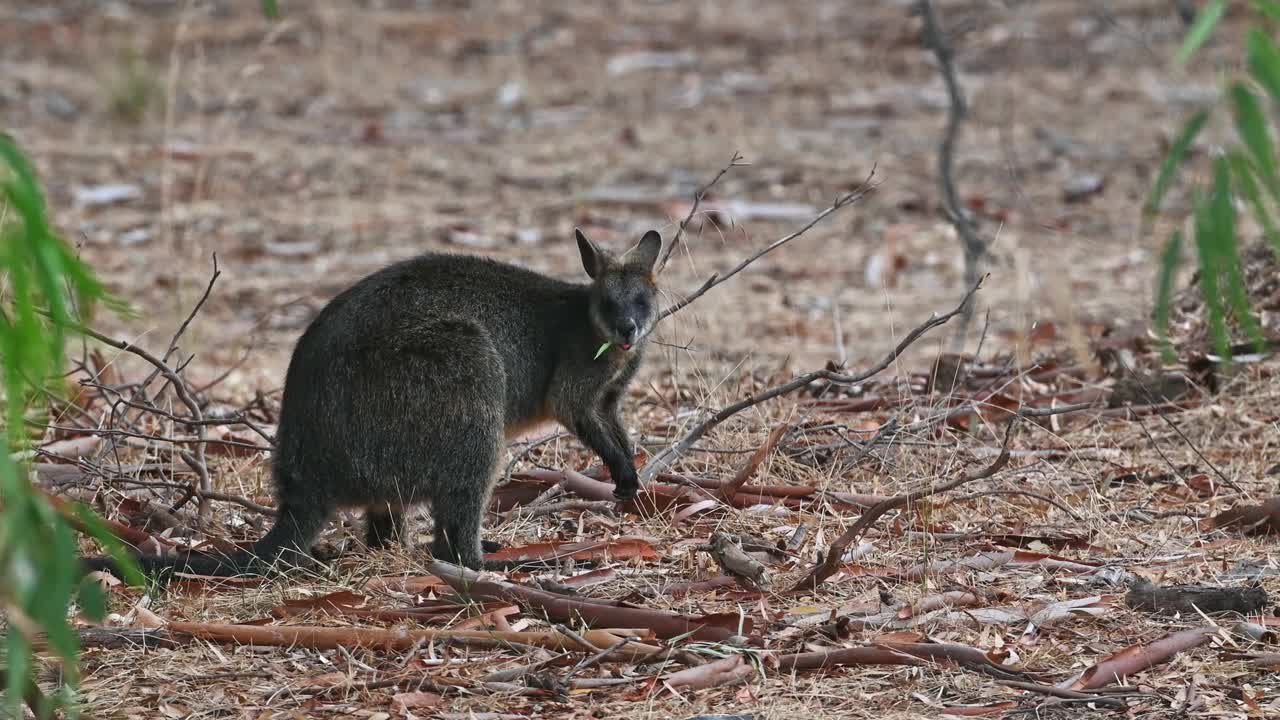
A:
[663,655,755,690]
[1068,626,1216,690]
[1209,497,1280,535]
[391,691,443,711]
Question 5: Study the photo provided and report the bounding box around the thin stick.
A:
[641,275,982,482]
[948,488,1083,522]
[658,167,879,322]
[919,0,984,337]
[68,324,213,519]
[655,152,747,273]
[1119,360,1241,492]
[788,420,1015,593]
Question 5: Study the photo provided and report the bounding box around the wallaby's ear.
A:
[627,230,662,272]
[576,228,605,278]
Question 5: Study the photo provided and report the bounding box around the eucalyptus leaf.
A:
[1176,0,1226,65]
[1146,109,1209,216]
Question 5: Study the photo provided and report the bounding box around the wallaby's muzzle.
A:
[621,318,641,349]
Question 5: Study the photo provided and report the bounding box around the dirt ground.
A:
[3,1,1278,719]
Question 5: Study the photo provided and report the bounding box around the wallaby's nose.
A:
[622,318,640,347]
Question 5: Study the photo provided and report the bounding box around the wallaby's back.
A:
[82,230,662,579]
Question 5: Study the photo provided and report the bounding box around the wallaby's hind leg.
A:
[343,318,506,571]
[365,506,406,549]
[430,438,500,569]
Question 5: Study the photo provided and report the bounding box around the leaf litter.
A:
[6,2,1279,719]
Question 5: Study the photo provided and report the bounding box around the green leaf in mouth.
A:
[594,342,611,359]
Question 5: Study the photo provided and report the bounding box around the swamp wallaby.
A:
[83,229,661,579]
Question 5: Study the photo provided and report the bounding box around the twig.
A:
[66,324,213,514]
[998,680,1128,708]
[109,478,277,516]
[919,0,985,337]
[641,275,982,482]
[788,419,1015,593]
[85,380,276,445]
[948,488,1083,522]
[503,431,567,487]
[33,424,269,453]
[65,255,222,521]
[512,499,615,521]
[570,637,633,677]
[658,167,879,322]
[1118,360,1241,492]
[655,152,747,273]
[1015,401,1098,418]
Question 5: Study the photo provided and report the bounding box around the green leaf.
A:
[77,576,108,623]
[7,631,31,718]
[72,502,144,587]
[1228,150,1280,256]
[1210,156,1266,353]
[1146,109,1210,217]
[262,0,279,19]
[1255,0,1280,20]
[1230,83,1278,191]
[1247,28,1280,103]
[1154,229,1183,362]
[1176,0,1226,65]
[594,342,611,359]
[1191,190,1231,359]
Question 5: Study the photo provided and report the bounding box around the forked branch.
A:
[640,275,983,482]
[658,166,880,322]
[788,419,1016,593]
[655,151,748,273]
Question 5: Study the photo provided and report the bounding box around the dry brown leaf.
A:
[1209,497,1280,535]
[391,691,444,711]
[662,655,755,690]
[1068,626,1216,690]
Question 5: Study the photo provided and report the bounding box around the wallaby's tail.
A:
[80,546,262,581]
[80,499,325,584]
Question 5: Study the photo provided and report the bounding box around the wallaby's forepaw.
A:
[481,539,502,553]
[612,485,638,501]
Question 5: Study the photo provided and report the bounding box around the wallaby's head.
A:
[575,228,662,352]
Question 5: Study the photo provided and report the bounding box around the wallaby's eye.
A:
[633,295,649,313]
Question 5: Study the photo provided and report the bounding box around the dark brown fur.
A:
[83,229,661,579]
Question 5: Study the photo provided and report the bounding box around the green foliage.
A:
[1153,6,1280,359]
[0,135,140,718]
[1176,0,1226,65]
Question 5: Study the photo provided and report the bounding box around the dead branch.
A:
[641,275,983,482]
[103,620,660,659]
[87,385,275,446]
[655,151,747,273]
[719,423,788,501]
[918,0,985,334]
[658,166,879,322]
[109,478,277,517]
[512,499,615,520]
[69,314,215,524]
[947,488,1083,522]
[429,559,751,643]
[788,420,1014,593]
